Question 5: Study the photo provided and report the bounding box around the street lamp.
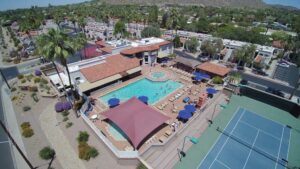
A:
[208,103,227,124]
[177,136,199,161]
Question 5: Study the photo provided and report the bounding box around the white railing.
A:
[81,113,139,158]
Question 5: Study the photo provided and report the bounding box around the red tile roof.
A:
[197,62,231,77]
[101,47,112,53]
[95,40,106,47]
[272,40,284,49]
[80,54,140,83]
[254,55,263,63]
[121,40,171,55]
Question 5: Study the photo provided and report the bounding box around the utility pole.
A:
[0,120,35,169]
[0,68,10,89]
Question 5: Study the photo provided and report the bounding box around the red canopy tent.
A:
[102,97,170,149]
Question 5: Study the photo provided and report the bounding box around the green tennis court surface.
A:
[175,95,300,169]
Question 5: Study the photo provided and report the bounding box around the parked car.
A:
[265,87,284,97]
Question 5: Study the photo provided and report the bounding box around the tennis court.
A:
[198,107,291,169]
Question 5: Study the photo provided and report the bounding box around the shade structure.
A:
[193,72,203,77]
[138,96,148,104]
[103,97,170,149]
[206,88,217,94]
[108,98,120,108]
[184,104,196,113]
[178,110,192,120]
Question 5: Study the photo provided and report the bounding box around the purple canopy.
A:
[34,70,42,76]
[55,102,64,112]
[63,101,72,110]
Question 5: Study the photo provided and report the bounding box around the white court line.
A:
[196,107,244,169]
[286,129,291,163]
[208,109,245,169]
[0,140,9,144]
[239,120,281,141]
[275,126,285,169]
[216,159,231,169]
[242,129,260,169]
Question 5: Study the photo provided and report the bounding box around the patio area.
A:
[85,64,213,152]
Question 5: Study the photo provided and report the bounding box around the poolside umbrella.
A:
[206,88,217,94]
[201,74,211,79]
[194,75,204,81]
[138,96,148,104]
[184,104,196,113]
[193,72,203,77]
[108,98,120,108]
[178,110,192,120]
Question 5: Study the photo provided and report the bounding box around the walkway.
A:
[39,102,86,169]
[140,93,227,169]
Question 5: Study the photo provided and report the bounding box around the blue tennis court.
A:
[198,107,291,169]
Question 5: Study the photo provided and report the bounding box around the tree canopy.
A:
[185,37,199,53]
[141,26,161,38]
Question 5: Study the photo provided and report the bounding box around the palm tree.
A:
[236,45,255,67]
[73,33,87,60]
[36,29,75,95]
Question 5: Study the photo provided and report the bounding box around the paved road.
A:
[241,72,300,97]
[0,77,15,169]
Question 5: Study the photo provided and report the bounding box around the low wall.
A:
[240,86,300,118]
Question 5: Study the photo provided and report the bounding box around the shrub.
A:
[23,106,31,111]
[11,87,17,92]
[66,122,73,128]
[136,163,148,169]
[22,128,34,138]
[77,131,89,143]
[40,79,48,84]
[20,122,31,129]
[11,96,18,101]
[13,58,21,64]
[78,142,98,160]
[31,93,39,102]
[63,117,69,122]
[212,76,223,84]
[55,102,64,112]
[21,79,26,83]
[34,70,42,76]
[26,74,34,81]
[39,147,55,160]
[34,77,41,83]
[62,110,69,117]
[29,86,38,92]
[17,74,24,79]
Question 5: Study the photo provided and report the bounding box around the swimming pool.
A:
[151,72,166,79]
[108,123,127,141]
[100,78,182,105]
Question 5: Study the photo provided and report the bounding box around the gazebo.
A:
[102,97,170,149]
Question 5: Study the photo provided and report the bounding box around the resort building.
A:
[196,62,231,78]
[120,37,173,66]
[68,54,141,94]
[223,39,248,50]
[254,45,276,65]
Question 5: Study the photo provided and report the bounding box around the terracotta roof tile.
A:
[80,54,140,83]
[121,40,171,55]
[197,62,230,77]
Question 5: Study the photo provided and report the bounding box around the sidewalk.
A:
[39,102,86,169]
[1,83,30,169]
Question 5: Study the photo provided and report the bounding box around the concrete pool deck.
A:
[174,95,300,169]
[87,65,209,152]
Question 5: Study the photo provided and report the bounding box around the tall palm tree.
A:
[73,33,87,60]
[37,29,75,95]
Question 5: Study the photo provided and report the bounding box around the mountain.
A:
[98,0,266,8]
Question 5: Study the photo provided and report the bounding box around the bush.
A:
[13,58,21,64]
[17,74,24,79]
[29,86,38,92]
[137,163,148,169]
[77,131,89,143]
[78,142,98,160]
[21,79,26,83]
[21,122,31,129]
[34,77,41,83]
[11,96,18,101]
[212,76,223,84]
[11,87,17,92]
[40,79,48,84]
[22,128,34,138]
[63,117,69,122]
[31,93,39,102]
[23,106,31,111]
[39,147,55,160]
[66,122,73,128]
[62,110,69,117]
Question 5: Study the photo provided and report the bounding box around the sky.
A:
[0,0,90,11]
[0,0,299,11]
[263,0,300,9]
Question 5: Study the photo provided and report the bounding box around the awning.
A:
[178,110,192,120]
[126,67,142,75]
[78,74,122,92]
[206,88,217,94]
[184,104,196,113]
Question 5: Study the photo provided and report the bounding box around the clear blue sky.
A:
[263,0,300,9]
[0,0,90,11]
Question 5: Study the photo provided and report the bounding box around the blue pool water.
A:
[108,123,127,141]
[151,72,166,79]
[100,78,182,105]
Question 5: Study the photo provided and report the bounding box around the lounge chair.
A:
[159,135,168,143]
[165,130,172,136]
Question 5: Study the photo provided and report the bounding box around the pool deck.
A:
[174,95,300,169]
[87,64,210,152]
